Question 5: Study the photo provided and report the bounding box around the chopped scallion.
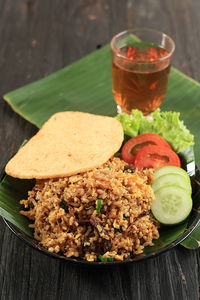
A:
[98,254,113,262]
[96,199,102,213]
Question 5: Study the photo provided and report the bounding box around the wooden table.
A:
[0,1,199,299]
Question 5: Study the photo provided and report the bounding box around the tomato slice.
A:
[134,145,181,170]
[121,133,171,164]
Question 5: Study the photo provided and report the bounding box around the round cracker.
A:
[5,111,124,179]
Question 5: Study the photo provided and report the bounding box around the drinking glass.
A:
[110,28,175,115]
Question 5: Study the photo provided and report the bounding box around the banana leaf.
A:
[180,225,200,249]
[0,173,34,237]
[2,37,200,253]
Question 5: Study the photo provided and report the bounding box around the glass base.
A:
[117,105,123,114]
[116,105,154,120]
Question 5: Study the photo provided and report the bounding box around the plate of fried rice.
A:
[2,158,200,265]
[2,111,200,264]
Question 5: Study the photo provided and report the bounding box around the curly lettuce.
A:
[115,109,194,153]
[115,110,143,138]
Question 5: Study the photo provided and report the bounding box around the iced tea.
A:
[110,29,175,115]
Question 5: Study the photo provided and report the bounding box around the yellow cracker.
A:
[5,111,123,179]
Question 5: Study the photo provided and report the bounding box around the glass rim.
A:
[110,28,175,65]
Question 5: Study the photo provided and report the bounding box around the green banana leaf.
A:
[180,225,200,249]
[1,37,200,252]
[0,174,34,237]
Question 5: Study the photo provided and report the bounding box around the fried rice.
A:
[20,157,160,261]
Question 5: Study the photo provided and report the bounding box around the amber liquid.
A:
[112,45,171,115]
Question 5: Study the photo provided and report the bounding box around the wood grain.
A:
[0,0,199,299]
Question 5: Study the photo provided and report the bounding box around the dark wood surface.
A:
[0,1,200,299]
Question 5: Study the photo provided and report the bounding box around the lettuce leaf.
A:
[115,110,143,138]
[115,109,194,153]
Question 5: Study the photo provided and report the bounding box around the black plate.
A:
[2,167,200,266]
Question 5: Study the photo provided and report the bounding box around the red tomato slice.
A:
[121,133,171,164]
[134,145,181,170]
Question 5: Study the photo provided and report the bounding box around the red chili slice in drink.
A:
[121,133,171,164]
[134,145,181,170]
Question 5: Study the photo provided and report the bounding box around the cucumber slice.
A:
[152,173,192,194]
[154,166,190,183]
[151,185,192,225]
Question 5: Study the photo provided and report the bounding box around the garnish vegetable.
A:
[154,165,191,183]
[121,134,180,170]
[121,133,171,164]
[98,255,113,262]
[133,144,181,170]
[116,109,194,153]
[151,185,192,225]
[96,199,102,213]
[152,173,192,194]
[151,166,192,225]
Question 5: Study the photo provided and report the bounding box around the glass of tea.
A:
[110,28,175,115]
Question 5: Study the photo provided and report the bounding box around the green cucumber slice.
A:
[151,185,192,225]
[152,173,192,194]
[154,166,190,183]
